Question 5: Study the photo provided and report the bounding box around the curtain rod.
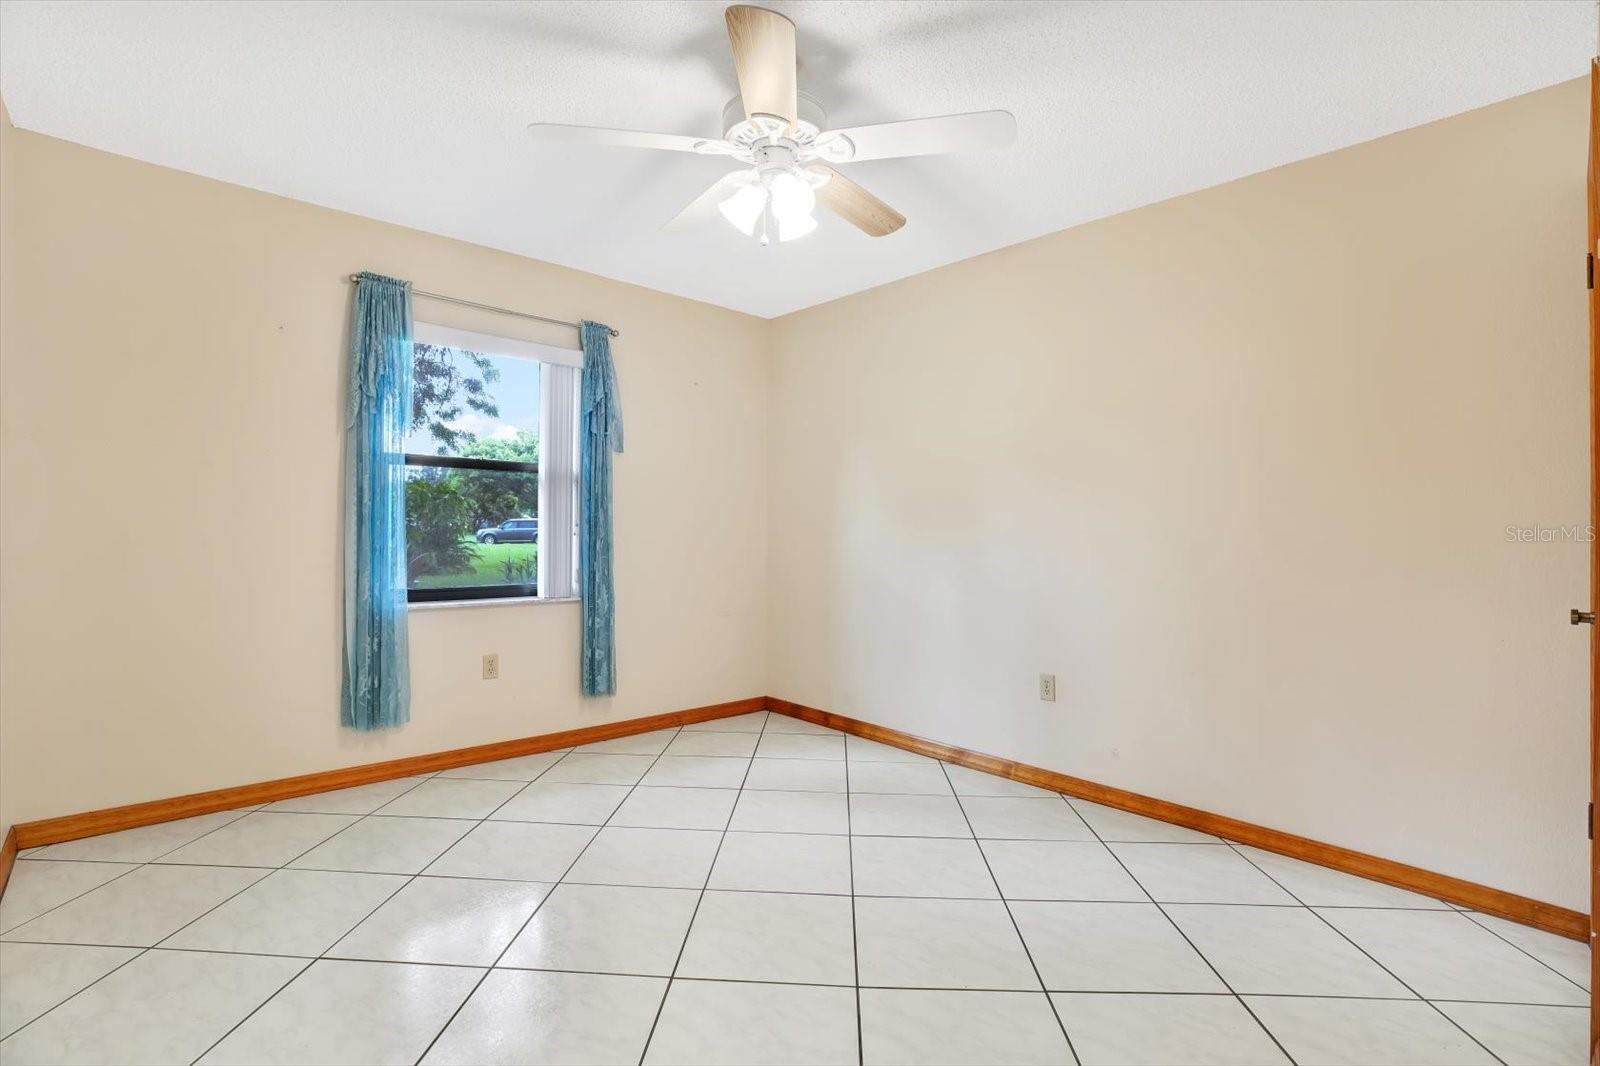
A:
[346,274,619,338]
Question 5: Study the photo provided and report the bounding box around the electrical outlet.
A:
[1039,673,1057,702]
[482,653,500,680]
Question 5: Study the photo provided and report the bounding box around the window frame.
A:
[404,451,541,604]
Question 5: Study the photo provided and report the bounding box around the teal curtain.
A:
[579,320,623,696]
[342,272,413,729]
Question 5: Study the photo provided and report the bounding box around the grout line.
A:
[0,796,350,1049]
[473,754,583,825]
[844,728,863,1066]
[1076,797,1300,1066]
[1455,908,1592,996]
[0,863,147,937]
[6,832,1228,857]
[0,937,138,1042]
[636,712,771,1065]
[0,835,1499,860]
[184,957,318,1065]
[189,755,566,1062]
[0,888,1542,914]
[411,728,695,1066]
[32,832,1457,853]
[0,936,1578,1007]
[938,761,1081,1066]
[185,773,454,1063]
[1225,842,1507,1066]
[14,858,293,1059]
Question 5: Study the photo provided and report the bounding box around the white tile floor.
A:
[0,710,1587,1065]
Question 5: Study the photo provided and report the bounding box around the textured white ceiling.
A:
[0,0,1591,317]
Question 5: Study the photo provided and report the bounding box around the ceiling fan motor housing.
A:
[722,91,826,139]
[716,91,853,165]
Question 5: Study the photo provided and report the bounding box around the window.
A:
[404,323,580,603]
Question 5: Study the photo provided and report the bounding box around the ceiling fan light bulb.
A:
[717,182,766,237]
[776,211,817,242]
[767,169,816,222]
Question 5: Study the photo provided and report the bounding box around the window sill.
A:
[409,596,579,611]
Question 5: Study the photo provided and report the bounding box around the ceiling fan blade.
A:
[528,123,728,154]
[811,166,906,237]
[724,5,797,125]
[663,170,756,233]
[814,111,1017,163]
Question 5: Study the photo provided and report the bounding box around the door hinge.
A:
[1588,802,1593,840]
[1589,252,1594,290]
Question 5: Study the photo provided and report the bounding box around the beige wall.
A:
[767,79,1591,910]
[0,121,769,829]
[0,79,1588,913]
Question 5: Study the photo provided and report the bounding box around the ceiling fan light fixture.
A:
[717,181,767,236]
[776,209,817,243]
[723,164,825,243]
[717,165,819,244]
[768,169,815,223]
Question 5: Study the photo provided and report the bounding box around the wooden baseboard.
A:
[8,693,1583,943]
[10,697,765,851]
[0,827,16,901]
[767,697,1588,942]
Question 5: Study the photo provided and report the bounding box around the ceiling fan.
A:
[528,5,1016,245]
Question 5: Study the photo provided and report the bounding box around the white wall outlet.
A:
[482,653,500,680]
[1039,673,1057,702]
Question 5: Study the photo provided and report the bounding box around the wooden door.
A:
[1589,55,1599,1065]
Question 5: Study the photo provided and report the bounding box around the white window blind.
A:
[538,362,580,599]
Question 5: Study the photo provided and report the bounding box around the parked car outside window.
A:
[476,518,538,544]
